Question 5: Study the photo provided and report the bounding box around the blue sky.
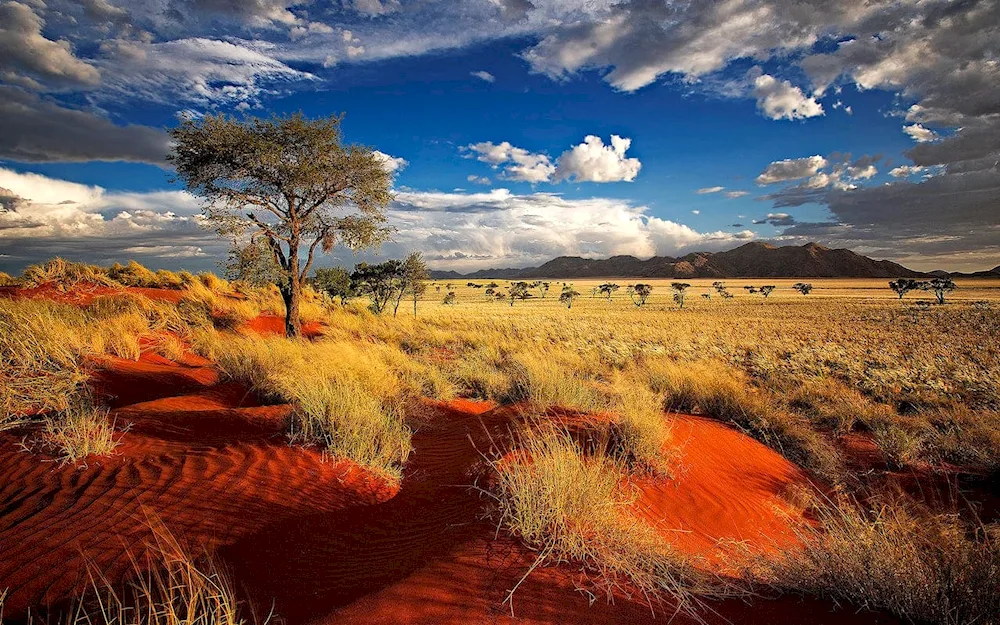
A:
[0,0,997,273]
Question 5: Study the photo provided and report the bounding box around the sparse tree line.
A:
[889,277,956,304]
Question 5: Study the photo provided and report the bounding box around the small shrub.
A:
[764,497,1000,625]
[36,400,120,464]
[21,258,116,290]
[491,431,714,614]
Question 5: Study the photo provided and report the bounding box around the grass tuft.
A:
[491,430,717,615]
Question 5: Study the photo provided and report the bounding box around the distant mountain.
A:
[430,242,928,280]
[945,265,1000,279]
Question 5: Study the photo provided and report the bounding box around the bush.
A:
[491,431,715,614]
[765,496,1000,625]
[20,258,117,290]
[34,399,121,464]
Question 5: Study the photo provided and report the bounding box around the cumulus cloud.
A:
[696,186,724,194]
[0,1,101,87]
[0,167,214,270]
[386,187,755,271]
[554,135,641,183]
[470,70,495,82]
[464,141,555,183]
[750,71,824,121]
[466,175,491,185]
[756,155,828,185]
[904,124,938,143]
[464,135,641,184]
[373,150,407,175]
[0,86,170,165]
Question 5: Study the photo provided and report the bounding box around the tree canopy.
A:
[169,112,394,337]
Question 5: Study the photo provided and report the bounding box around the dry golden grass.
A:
[0,519,257,625]
[31,400,121,464]
[763,495,1000,625]
[204,334,436,478]
[490,430,717,616]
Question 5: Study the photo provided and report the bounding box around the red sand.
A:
[0,283,185,305]
[243,314,324,338]
[633,415,808,565]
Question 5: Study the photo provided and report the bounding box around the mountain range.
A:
[429,242,996,280]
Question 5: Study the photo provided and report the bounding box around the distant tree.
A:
[559,285,580,309]
[889,278,921,299]
[534,281,551,298]
[486,282,499,289]
[312,267,354,304]
[351,260,404,314]
[701,292,711,300]
[398,253,429,317]
[671,282,690,308]
[792,282,814,295]
[591,286,600,299]
[169,113,392,338]
[597,283,620,301]
[627,283,653,307]
[443,291,457,305]
[721,291,734,299]
[759,285,776,298]
[744,285,758,294]
[508,281,531,306]
[922,277,956,304]
[712,281,727,294]
[435,285,441,293]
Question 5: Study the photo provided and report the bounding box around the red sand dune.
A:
[633,415,808,566]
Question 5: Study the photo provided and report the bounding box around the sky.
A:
[0,0,997,274]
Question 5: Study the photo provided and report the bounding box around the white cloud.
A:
[373,150,407,175]
[464,135,641,184]
[387,187,756,271]
[725,190,749,198]
[95,37,315,106]
[464,141,555,183]
[349,0,401,17]
[470,70,495,83]
[696,186,724,194]
[750,71,824,121]
[0,167,212,267]
[0,1,101,87]
[466,174,491,185]
[756,155,828,185]
[554,135,641,183]
[903,124,938,143]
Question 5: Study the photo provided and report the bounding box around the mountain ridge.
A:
[429,242,934,280]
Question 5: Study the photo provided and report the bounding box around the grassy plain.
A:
[2,263,1000,624]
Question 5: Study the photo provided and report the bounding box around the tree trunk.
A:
[282,281,302,338]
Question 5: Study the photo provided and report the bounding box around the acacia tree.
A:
[559,285,580,308]
[312,267,354,304]
[889,278,921,299]
[170,113,393,337]
[922,277,956,304]
[671,282,690,308]
[627,283,653,307]
[400,253,429,317]
[759,285,776,298]
[792,282,814,295]
[508,281,531,306]
[598,283,620,301]
[351,260,404,314]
